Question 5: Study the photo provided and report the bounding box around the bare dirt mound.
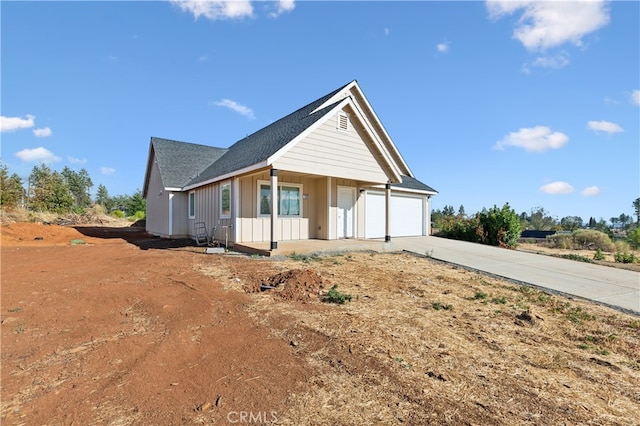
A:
[247,269,329,302]
[1,222,91,246]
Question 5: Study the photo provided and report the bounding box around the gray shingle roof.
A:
[151,137,228,189]
[149,81,436,196]
[187,82,352,186]
[395,175,438,194]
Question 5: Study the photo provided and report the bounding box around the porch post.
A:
[385,183,391,242]
[270,169,278,250]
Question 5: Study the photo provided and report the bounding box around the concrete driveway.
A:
[389,236,640,315]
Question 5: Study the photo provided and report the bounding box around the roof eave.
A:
[182,160,269,191]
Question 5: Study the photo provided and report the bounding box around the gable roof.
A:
[185,83,351,188]
[145,81,436,195]
[143,137,227,196]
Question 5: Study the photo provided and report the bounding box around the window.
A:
[188,191,195,219]
[259,184,271,215]
[258,181,302,217]
[220,182,231,218]
[337,111,349,132]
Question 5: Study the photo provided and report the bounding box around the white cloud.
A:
[171,0,253,20]
[587,120,623,134]
[1,114,35,132]
[270,0,295,17]
[33,127,52,138]
[436,41,450,53]
[100,167,116,176]
[384,27,390,36]
[198,54,209,62]
[212,98,255,119]
[631,90,640,106]
[540,181,574,195]
[494,126,569,152]
[486,0,610,51]
[531,52,570,69]
[15,147,61,163]
[68,156,87,164]
[581,186,601,196]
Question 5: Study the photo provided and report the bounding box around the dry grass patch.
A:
[198,251,640,425]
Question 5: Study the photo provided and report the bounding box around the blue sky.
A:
[2,0,638,222]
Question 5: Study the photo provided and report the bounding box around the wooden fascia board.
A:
[310,80,358,114]
[349,84,413,177]
[142,141,156,198]
[366,184,437,196]
[181,160,268,191]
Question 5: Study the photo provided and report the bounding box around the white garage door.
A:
[365,192,425,238]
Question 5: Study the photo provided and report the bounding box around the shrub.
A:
[614,252,638,264]
[561,254,594,263]
[476,203,522,248]
[431,302,453,311]
[132,210,146,220]
[546,233,573,249]
[615,240,631,253]
[325,285,352,304]
[438,215,479,242]
[111,209,125,218]
[593,248,605,261]
[572,229,615,251]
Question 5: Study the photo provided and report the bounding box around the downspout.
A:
[168,192,174,238]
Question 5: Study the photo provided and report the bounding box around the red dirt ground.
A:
[1,223,309,424]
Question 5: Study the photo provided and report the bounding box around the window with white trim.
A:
[337,111,349,132]
[220,182,231,218]
[188,191,195,219]
[258,181,302,217]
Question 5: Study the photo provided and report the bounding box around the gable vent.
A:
[337,111,349,132]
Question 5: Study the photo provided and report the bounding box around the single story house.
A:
[142,80,437,250]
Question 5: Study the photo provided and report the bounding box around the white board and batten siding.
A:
[365,191,427,238]
[273,112,388,184]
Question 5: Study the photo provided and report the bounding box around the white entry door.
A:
[337,186,355,239]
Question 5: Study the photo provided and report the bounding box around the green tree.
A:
[618,213,632,229]
[0,164,25,208]
[633,198,640,224]
[527,207,557,230]
[29,164,73,213]
[560,216,583,231]
[95,184,111,209]
[442,205,455,216]
[458,204,466,217]
[124,189,146,217]
[610,217,619,229]
[61,167,93,208]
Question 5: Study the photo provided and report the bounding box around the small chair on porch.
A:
[194,222,211,246]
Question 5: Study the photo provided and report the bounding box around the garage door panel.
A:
[365,192,424,238]
[365,192,386,238]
